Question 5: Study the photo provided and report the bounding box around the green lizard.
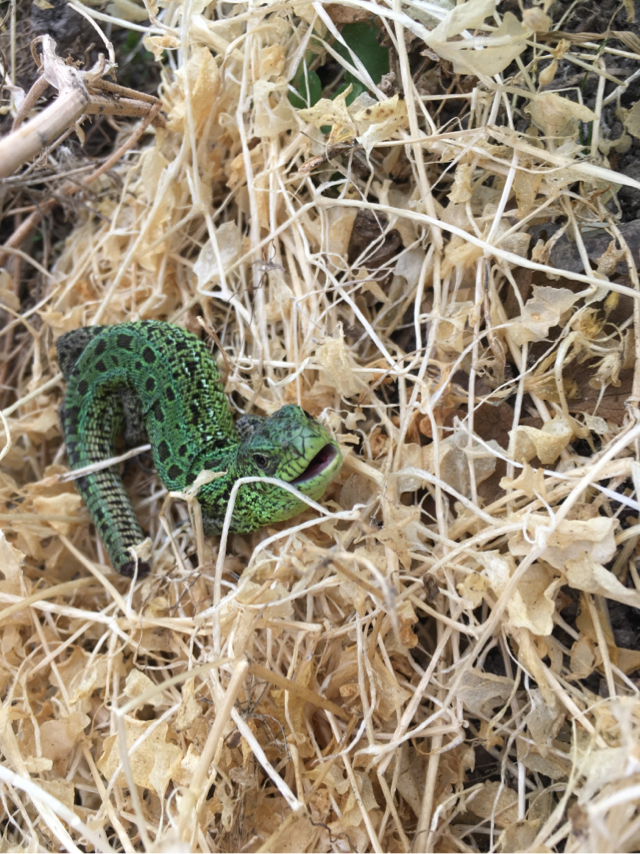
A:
[57,321,342,576]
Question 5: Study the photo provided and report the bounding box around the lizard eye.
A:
[253,453,269,470]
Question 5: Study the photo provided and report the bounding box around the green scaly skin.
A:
[57,321,342,577]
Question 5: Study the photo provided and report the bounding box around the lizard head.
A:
[232,404,342,527]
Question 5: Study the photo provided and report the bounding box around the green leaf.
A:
[289,62,322,109]
[333,22,389,104]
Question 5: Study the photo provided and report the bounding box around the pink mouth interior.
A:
[292,444,337,484]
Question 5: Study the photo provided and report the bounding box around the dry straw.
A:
[2,0,640,850]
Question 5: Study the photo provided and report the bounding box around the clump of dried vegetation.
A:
[2,0,640,850]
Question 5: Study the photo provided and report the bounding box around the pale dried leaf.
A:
[511,416,574,464]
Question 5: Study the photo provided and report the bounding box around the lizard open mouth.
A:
[292,444,339,485]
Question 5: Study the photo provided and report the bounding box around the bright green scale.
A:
[57,321,342,576]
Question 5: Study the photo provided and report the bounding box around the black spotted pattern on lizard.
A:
[57,320,342,576]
